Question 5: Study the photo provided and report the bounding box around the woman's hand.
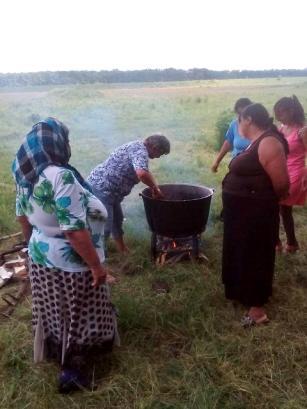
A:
[152,186,164,199]
[211,161,219,173]
[259,136,289,199]
[91,264,107,287]
[64,229,107,287]
[17,215,33,243]
[135,169,164,199]
[211,140,232,173]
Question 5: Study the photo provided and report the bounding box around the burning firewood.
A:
[164,252,187,265]
[155,252,166,266]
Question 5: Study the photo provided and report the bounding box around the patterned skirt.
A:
[29,259,119,366]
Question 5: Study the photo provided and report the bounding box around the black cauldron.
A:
[140,183,213,238]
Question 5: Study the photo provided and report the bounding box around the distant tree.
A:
[0,68,307,88]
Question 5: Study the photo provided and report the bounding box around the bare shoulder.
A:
[259,136,285,162]
[259,135,284,151]
[259,135,282,147]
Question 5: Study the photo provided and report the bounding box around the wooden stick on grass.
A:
[0,232,22,242]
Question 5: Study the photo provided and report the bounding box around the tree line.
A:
[0,68,307,87]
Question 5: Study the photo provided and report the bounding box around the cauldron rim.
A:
[140,183,214,202]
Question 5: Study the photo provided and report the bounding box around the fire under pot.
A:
[140,184,213,264]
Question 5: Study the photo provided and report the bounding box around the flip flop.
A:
[285,244,299,253]
[275,243,283,253]
[241,314,270,328]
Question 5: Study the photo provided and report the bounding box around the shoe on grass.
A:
[241,314,270,328]
[285,244,299,253]
[58,368,89,394]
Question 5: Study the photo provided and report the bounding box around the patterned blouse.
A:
[16,165,107,272]
[87,140,149,201]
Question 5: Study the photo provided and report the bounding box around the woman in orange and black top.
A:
[222,103,289,327]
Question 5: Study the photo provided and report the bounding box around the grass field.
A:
[0,77,306,409]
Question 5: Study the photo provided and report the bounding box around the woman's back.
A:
[282,127,305,181]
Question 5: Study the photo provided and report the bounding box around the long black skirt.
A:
[222,192,279,307]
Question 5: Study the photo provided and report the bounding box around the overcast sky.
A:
[1,0,306,73]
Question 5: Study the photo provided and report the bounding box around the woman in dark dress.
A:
[222,104,289,326]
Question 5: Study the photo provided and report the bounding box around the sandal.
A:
[275,243,283,253]
[241,314,270,328]
[58,368,89,394]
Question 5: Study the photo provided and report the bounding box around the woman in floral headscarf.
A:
[12,118,119,393]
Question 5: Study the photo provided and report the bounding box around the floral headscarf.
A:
[12,117,91,195]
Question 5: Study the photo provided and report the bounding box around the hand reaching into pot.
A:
[152,185,164,199]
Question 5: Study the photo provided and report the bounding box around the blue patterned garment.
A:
[87,140,149,201]
[16,166,107,272]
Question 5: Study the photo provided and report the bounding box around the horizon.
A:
[1,66,307,76]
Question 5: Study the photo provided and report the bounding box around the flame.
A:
[172,241,177,249]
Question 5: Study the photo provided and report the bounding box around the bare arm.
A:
[64,229,107,287]
[135,168,163,198]
[211,140,232,172]
[258,136,289,199]
[16,215,32,243]
[298,126,307,191]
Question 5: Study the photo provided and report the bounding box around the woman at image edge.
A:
[12,118,119,392]
[222,104,289,326]
[274,95,307,253]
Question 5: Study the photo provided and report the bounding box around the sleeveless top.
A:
[222,131,288,200]
[281,126,305,183]
[279,126,306,206]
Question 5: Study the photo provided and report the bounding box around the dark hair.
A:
[241,103,289,153]
[274,95,305,126]
[234,98,252,113]
[145,134,170,154]
[240,103,284,137]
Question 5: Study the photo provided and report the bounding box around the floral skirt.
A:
[29,259,119,366]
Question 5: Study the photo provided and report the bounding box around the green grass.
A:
[0,78,306,408]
